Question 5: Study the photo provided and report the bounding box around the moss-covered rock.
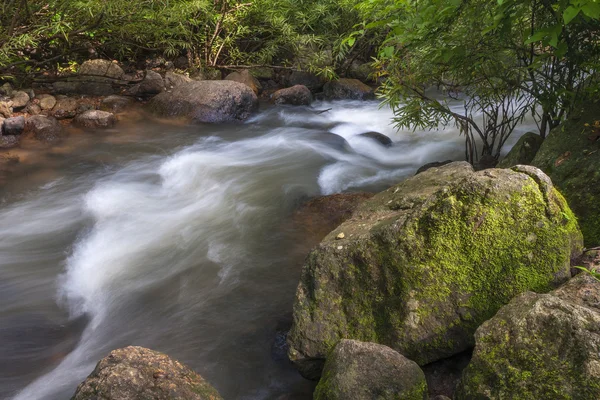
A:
[455,274,600,400]
[71,346,222,400]
[287,162,583,379]
[498,132,544,168]
[531,101,600,246]
[314,339,427,400]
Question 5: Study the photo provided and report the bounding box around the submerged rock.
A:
[3,116,25,135]
[74,110,117,129]
[25,115,64,143]
[323,78,374,100]
[0,135,19,149]
[358,131,392,147]
[71,346,222,400]
[271,85,313,106]
[498,132,544,168]
[314,339,427,400]
[148,80,258,123]
[456,274,600,399]
[100,95,134,113]
[287,162,583,379]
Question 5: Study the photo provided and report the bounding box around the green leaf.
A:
[563,6,581,24]
[582,1,600,19]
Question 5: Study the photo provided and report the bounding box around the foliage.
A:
[575,266,600,281]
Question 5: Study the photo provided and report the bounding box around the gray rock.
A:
[11,91,30,108]
[79,59,124,80]
[314,339,427,400]
[74,110,116,129]
[137,70,165,96]
[0,135,19,149]
[456,274,600,400]
[271,85,313,106]
[287,162,583,379]
[71,346,223,400]
[358,131,392,147]
[100,95,134,113]
[3,116,25,135]
[164,71,193,88]
[25,115,63,143]
[52,97,78,119]
[148,80,258,123]
[323,78,375,100]
[225,70,262,95]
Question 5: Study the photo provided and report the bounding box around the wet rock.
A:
[136,70,166,97]
[498,132,544,168]
[74,110,117,129]
[0,135,19,149]
[79,59,124,80]
[358,131,392,147]
[11,91,30,109]
[37,94,57,111]
[314,340,428,400]
[286,71,325,92]
[271,85,312,106]
[225,70,262,95]
[456,274,600,399]
[415,161,454,175]
[323,78,375,100]
[165,71,193,88]
[25,115,63,142]
[148,80,258,123]
[0,101,12,118]
[3,116,25,135]
[52,97,78,119]
[287,162,583,379]
[100,95,134,113]
[71,346,223,400]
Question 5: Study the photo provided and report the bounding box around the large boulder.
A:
[71,346,222,400]
[498,132,544,168]
[323,78,375,100]
[287,162,583,379]
[25,115,63,143]
[74,110,117,129]
[456,274,600,399]
[79,59,124,80]
[225,70,262,95]
[314,339,427,400]
[271,85,313,106]
[148,80,258,123]
[531,101,600,246]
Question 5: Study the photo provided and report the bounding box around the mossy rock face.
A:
[455,274,600,400]
[314,339,427,400]
[71,346,222,400]
[498,132,545,168]
[287,162,583,379]
[531,102,600,246]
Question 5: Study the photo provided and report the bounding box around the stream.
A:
[0,100,531,399]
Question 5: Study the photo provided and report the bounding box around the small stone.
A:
[26,103,42,115]
[11,91,30,108]
[0,101,12,118]
[73,110,117,129]
[336,233,345,240]
[37,94,57,111]
[337,246,343,250]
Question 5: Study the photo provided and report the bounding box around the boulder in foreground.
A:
[148,80,258,123]
[71,346,222,400]
[287,162,583,379]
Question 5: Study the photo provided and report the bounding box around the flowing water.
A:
[0,100,533,400]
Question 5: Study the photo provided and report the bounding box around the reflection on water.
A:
[0,100,531,400]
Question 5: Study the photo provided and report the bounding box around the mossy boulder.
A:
[498,132,544,168]
[71,346,222,400]
[531,101,600,246]
[314,339,427,400]
[287,162,583,379]
[456,274,600,399]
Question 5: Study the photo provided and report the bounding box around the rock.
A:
[415,160,454,175]
[37,94,57,111]
[225,70,262,95]
[531,101,600,246]
[287,162,583,379]
[52,97,78,119]
[71,346,222,400]
[358,131,392,147]
[0,135,19,149]
[100,95,134,113]
[323,78,375,100]
[165,71,193,88]
[0,101,12,118]
[314,339,427,400]
[348,61,375,83]
[79,59,124,80]
[286,71,325,92]
[3,116,25,135]
[203,68,222,81]
[498,132,544,168]
[26,103,42,115]
[456,274,600,400]
[25,116,63,143]
[74,110,117,129]
[148,80,258,123]
[137,70,166,96]
[271,85,313,106]
[0,82,13,96]
[11,91,30,109]
[250,67,275,80]
[76,103,95,114]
